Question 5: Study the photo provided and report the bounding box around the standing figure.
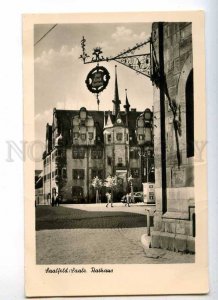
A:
[51,190,57,207]
[55,194,60,207]
[106,192,113,208]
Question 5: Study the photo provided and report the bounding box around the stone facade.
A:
[151,22,195,253]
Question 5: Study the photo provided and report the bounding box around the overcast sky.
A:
[34,22,153,168]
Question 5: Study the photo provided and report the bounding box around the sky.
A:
[34,22,154,168]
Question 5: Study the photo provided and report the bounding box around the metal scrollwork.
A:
[79,36,153,78]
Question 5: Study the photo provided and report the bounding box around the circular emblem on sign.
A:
[85,66,110,94]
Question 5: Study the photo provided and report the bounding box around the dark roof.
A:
[44,108,147,152]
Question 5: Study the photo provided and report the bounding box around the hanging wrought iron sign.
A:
[85,65,110,94]
[80,36,152,79]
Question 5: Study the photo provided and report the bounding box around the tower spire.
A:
[124,89,130,113]
[112,65,121,116]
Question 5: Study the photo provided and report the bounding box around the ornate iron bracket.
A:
[79,36,160,80]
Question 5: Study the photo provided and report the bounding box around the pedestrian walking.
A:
[125,192,130,207]
[106,192,113,207]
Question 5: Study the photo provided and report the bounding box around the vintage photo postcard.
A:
[23,11,208,297]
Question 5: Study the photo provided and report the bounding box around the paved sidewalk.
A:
[36,227,194,265]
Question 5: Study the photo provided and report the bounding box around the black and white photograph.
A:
[34,20,195,265]
[23,12,208,296]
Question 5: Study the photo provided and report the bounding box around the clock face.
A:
[117,119,121,124]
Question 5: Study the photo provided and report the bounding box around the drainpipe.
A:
[158,22,167,213]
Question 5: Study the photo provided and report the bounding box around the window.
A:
[52,171,55,178]
[107,156,112,166]
[73,132,79,139]
[57,149,62,157]
[116,133,123,141]
[88,132,93,140]
[62,168,67,179]
[72,147,85,159]
[139,134,145,141]
[91,148,103,159]
[131,168,140,178]
[91,169,103,179]
[55,169,62,176]
[130,149,139,159]
[117,157,123,167]
[108,134,111,142]
[73,169,85,180]
[80,133,86,141]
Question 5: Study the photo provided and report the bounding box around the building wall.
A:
[43,154,51,203]
[151,22,195,253]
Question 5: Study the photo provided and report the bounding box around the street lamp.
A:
[138,148,152,183]
[127,174,134,203]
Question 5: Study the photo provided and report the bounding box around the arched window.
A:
[186,69,194,157]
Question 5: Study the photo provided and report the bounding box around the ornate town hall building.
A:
[42,69,154,203]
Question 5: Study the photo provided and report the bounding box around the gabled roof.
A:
[53,109,105,146]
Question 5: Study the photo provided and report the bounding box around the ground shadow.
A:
[36,206,153,230]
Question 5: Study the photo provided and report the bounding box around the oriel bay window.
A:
[73,169,85,180]
[72,147,85,159]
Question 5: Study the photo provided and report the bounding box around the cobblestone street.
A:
[36,204,194,264]
[36,227,194,264]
